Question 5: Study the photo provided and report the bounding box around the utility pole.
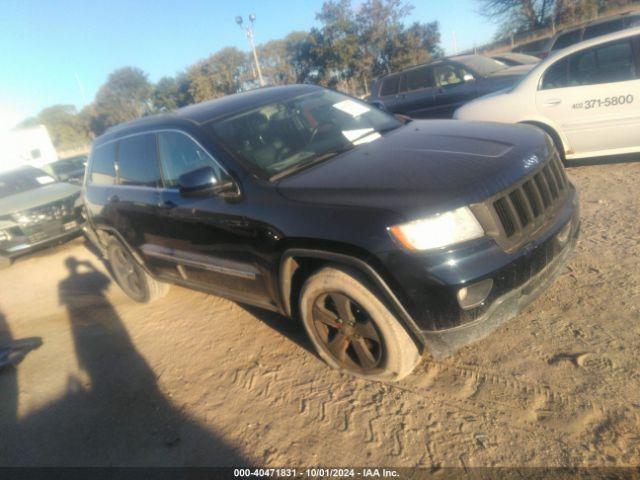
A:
[236,14,265,87]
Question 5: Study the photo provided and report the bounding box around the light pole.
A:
[235,14,265,87]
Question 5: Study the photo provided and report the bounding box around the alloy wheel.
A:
[311,292,383,372]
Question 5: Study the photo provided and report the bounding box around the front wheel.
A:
[299,266,421,382]
[106,238,169,303]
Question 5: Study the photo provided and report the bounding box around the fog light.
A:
[457,278,493,310]
[556,221,571,246]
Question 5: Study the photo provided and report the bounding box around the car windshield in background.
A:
[47,158,84,177]
[0,167,55,199]
[208,90,402,179]
[457,55,509,76]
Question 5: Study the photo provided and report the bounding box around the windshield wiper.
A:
[269,146,354,182]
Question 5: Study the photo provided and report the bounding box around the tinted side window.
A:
[89,142,116,185]
[583,19,623,40]
[405,67,434,91]
[542,40,635,89]
[117,134,161,187]
[157,131,225,188]
[380,75,399,96]
[433,64,471,87]
[552,30,582,50]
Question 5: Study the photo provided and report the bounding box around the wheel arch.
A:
[91,226,156,276]
[279,248,426,352]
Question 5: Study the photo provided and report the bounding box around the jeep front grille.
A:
[492,153,568,239]
[470,152,571,252]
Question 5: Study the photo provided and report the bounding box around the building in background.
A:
[0,125,58,172]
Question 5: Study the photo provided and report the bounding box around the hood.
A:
[276,120,551,220]
[0,182,81,217]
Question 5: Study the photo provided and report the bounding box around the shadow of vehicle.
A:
[235,304,316,358]
[0,257,249,466]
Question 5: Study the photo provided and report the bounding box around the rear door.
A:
[110,133,166,271]
[376,74,403,112]
[431,62,479,118]
[536,36,640,156]
[152,130,273,308]
[85,142,117,227]
[395,66,437,118]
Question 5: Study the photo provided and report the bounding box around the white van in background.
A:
[0,125,58,172]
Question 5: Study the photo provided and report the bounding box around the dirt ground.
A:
[1,160,639,468]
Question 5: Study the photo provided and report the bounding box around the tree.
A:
[187,47,248,102]
[257,32,310,85]
[478,0,555,34]
[17,105,90,151]
[93,67,153,133]
[152,73,193,112]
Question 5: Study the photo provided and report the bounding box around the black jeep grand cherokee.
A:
[84,85,579,381]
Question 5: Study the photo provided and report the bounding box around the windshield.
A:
[0,167,56,199]
[46,157,85,177]
[457,55,509,76]
[208,89,402,179]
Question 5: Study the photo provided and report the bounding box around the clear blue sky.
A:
[0,0,496,127]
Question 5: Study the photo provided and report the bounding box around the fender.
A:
[279,248,426,352]
[519,119,573,157]
[89,224,156,277]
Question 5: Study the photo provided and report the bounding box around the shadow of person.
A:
[0,310,17,428]
[0,257,249,466]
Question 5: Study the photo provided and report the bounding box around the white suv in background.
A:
[454,27,640,161]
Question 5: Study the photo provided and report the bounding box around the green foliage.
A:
[24,0,446,141]
[187,47,249,102]
[17,105,90,151]
[152,74,193,112]
[93,67,153,132]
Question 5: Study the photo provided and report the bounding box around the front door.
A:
[432,62,479,118]
[151,130,273,309]
[536,36,640,157]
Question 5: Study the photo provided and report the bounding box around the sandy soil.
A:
[0,160,639,467]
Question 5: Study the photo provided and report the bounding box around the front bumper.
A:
[423,215,578,358]
[0,220,84,259]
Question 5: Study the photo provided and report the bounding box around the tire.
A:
[106,238,169,303]
[299,266,421,382]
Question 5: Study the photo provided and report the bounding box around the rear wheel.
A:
[106,238,169,303]
[299,266,421,382]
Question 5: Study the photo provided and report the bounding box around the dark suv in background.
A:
[84,85,579,381]
[367,54,533,118]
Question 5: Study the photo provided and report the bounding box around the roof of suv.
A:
[95,84,320,147]
[375,54,481,80]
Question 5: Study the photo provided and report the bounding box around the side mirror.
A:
[463,73,475,83]
[178,166,238,198]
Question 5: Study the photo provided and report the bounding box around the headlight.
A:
[388,206,484,251]
[0,230,11,243]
